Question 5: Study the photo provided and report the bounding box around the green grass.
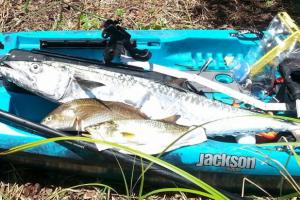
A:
[46,183,115,200]
[0,191,10,200]
[0,136,228,200]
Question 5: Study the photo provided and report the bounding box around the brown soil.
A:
[0,0,299,32]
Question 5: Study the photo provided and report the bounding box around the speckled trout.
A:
[85,119,207,155]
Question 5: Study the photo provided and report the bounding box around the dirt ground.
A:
[0,0,300,32]
[1,0,300,199]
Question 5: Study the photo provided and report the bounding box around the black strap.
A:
[40,39,107,48]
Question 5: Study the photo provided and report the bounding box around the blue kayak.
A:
[0,30,299,192]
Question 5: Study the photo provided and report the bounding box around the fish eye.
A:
[46,116,52,121]
[30,64,43,74]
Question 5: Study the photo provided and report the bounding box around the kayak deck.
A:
[0,30,299,193]
[0,30,257,71]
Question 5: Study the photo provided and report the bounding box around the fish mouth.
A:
[0,61,33,84]
[0,60,13,69]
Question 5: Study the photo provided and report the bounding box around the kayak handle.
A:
[230,29,264,40]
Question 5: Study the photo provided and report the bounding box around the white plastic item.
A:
[296,99,300,118]
[235,134,256,144]
[121,56,287,112]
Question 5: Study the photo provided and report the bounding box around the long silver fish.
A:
[0,59,254,126]
[2,57,300,137]
[85,119,207,155]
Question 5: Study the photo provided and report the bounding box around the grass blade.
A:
[138,158,144,200]
[255,114,300,123]
[241,177,272,198]
[277,192,299,200]
[114,153,130,199]
[129,156,136,195]
[242,145,300,193]
[142,187,215,199]
[0,136,228,200]
[46,183,116,200]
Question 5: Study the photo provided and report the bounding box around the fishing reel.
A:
[102,19,152,63]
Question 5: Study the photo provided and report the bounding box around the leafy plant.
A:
[79,14,101,30]
[142,19,168,30]
[116,8,125,17]
[265,0,275,7]
[23,0,31,13]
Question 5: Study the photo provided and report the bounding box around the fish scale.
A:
[45,61,253,125]
[85,119,208,155]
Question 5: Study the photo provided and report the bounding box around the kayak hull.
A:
[1,146,298,194]
[0,30,299,193]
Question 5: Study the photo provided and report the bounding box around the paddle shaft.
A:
[0,108,96,150]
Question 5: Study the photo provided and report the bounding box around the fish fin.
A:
[87,129,111,151]
[167,78,187,86]
[121,132,136,139]
[62,108,76,117]
[159,115,180,124]
[93,99,112,111]
[135,91,151,109]
[75,77,105,90]
[166,78,189,93]
[74,117,82,131]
